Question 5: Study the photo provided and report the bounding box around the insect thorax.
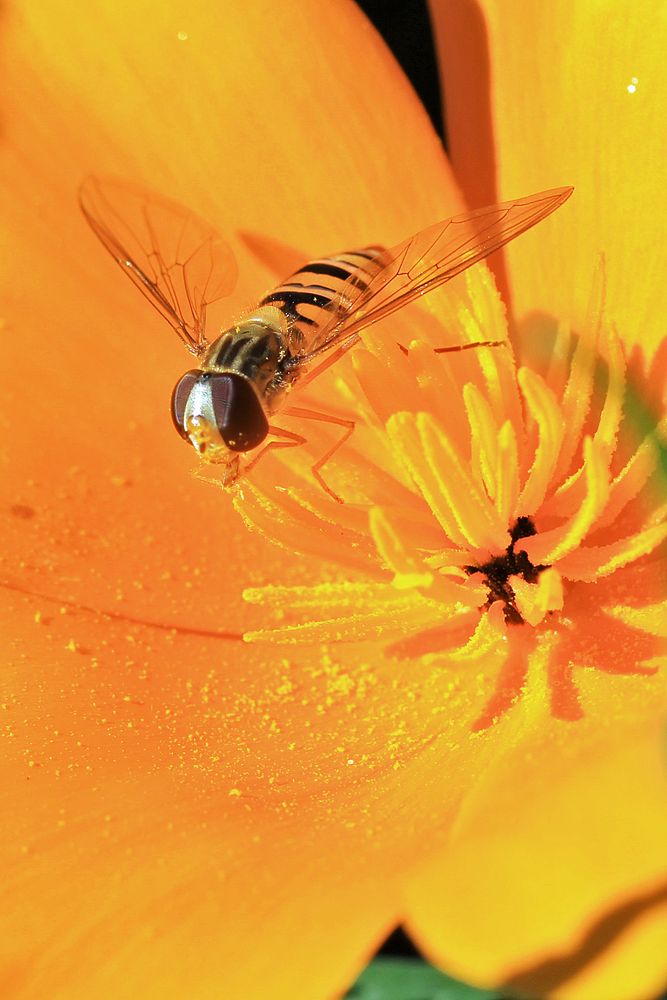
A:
[201,307,290,404]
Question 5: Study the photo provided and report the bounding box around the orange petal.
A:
[1,591,399,998]
[404,722,667,1000]
[2,583,545,998]
[431,0,667,354]
[0,0,471,995]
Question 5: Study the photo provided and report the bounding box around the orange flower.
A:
[1,4,666,1000]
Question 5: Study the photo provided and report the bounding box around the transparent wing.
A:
[79,175,237,355]
[296,186,573,360]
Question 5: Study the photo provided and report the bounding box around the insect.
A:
[80,177,572,500]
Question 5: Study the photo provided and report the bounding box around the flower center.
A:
[465,516,548,625]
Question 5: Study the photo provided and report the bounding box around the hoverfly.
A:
[80,177,572,500]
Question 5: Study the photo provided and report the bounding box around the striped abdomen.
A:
[259,246,389,348]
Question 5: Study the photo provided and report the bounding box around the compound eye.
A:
[209,374,269,452]
[171,369,200,439]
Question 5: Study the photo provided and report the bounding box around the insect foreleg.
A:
[283,406,356,504]
[243,425,307,478]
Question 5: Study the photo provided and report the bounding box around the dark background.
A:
[357,0,445,145]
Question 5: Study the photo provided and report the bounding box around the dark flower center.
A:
[465,516,548,625]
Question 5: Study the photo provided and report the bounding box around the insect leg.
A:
[283,406,356,504]
[397,338,506,356]
[432,339,506,354]
[244,425,307,477]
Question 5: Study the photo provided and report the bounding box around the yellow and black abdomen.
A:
[258,246,388,349]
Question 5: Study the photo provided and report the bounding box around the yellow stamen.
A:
[234,483,379,576]
[495,420,520,527]
[464,383,500,502]
[553,261,605,483]
[520,437,610,564]
[605,600,667,637]
[415,412,508,550]
[511,568,564,626]
[517,367,565,513]
[557,522,667,581]
[369,506,433,589]
[243,581,447,644]
[593,323,626,458]
[596,415,667,531]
